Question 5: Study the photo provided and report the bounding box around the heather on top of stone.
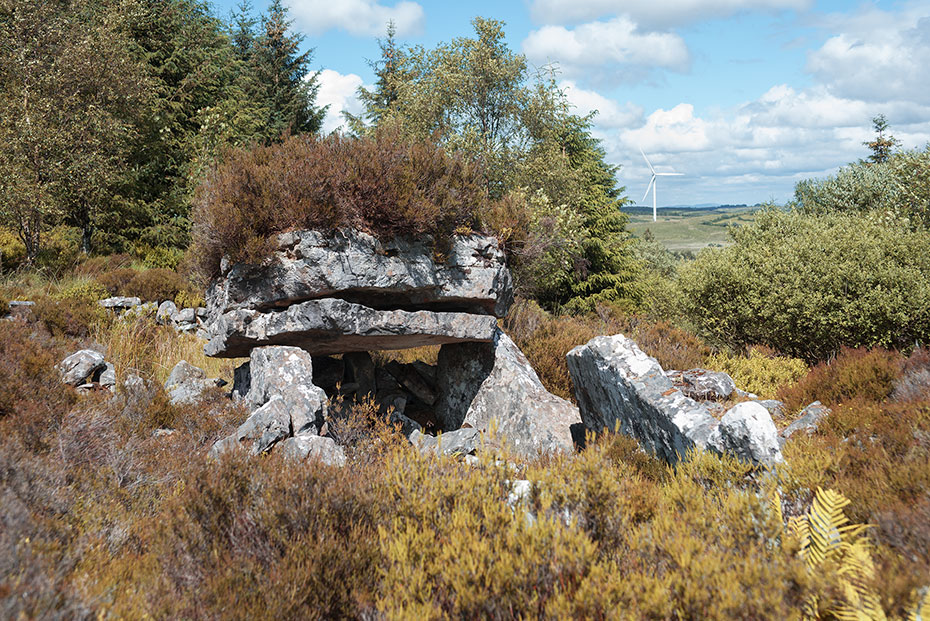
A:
[192,130,494,280]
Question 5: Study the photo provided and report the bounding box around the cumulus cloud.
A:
[523,17,689,82]
[315,69,365,134]
[561,80,643,128]
[529,0,811,29]
[807,11,930,106]
[286,0,424,37]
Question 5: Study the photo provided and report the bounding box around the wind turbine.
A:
[641,148,683,222]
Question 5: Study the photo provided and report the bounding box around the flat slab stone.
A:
[206,229,513,320]
[205,298,498,358]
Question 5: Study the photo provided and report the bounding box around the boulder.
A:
[156,301,179,325]
[278,435,346,466]
[98,362,117,390]
[99,296,142,311]
[245,346,327,435]
[58,350,106,386]
[436,329,581,458]
[205,298,499,358]
[410,427,482,457]
[164,360,214,406]
[780,401,831,445]
[567,335,719,464]
[667,368,737,401]
[708,402,783,466]
[206,229,513,320]
[212,395,291,456]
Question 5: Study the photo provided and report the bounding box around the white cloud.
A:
[529,0,810,29]
[807,11,930,106]
[522,17,690,82]
[561,80,643,128]
[315,69,365,134]
[286,0,424,37]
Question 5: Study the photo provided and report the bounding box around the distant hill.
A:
[621,203,752,216]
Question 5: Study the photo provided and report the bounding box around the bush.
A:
[34,226,82,274]
[192,129,488,279]
[124,268,184,303]
[680,208,930,361]
[0,227,26,272]
[778,347,903,412]
[96,267,139,296]
[707,346,808,399]
[74,253,133,277]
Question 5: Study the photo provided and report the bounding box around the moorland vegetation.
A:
[2,2,930,618]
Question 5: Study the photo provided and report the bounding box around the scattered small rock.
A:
[780,401,831,446]
[278,435,346,466]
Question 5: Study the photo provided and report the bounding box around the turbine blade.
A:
[640,148,655,174]
[656,172,684,176]
[641,175,655,203]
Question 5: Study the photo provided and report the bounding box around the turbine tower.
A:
[641,148,683,222]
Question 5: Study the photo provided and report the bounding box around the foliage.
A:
[33,278,110,337]
[0,227,26,272]
[793,145,930,229]
[679,208,930,361]
[707,346,808,400]
[123,268,185,303]
[863,114,900,165]
[353,18,640,311]
[784,487,885,620]
[504,298,710,400]
[778,347,903,413]
[192,130,487,277]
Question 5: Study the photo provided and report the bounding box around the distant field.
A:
[623,206,759,253]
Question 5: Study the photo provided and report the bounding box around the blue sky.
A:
[212,0,930,206]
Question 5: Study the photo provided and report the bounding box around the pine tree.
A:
[347,20,410,133]
[863,114,900,164]
[252,0,325,139]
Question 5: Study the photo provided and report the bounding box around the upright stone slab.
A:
[567,335,720,464]
[436,329,581,458]
[246,346,327,435]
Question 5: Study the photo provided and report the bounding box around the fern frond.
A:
[906,586,928,621]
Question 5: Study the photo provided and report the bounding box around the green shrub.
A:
[34,280,110,337]
[794,145,930,229]
[124,268,184,302]
[0,227,26,272]
[707,346,808,399]
[680,208,930,361]
[138,245,183,270]
[35,226,82,274]
[778,347,903,412]
[192,129,488,279]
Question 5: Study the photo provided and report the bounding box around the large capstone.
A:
[205,298,498,358]
[207,229,513,320]
[435,329,581,458]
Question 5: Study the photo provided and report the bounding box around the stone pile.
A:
[204,229,581,459]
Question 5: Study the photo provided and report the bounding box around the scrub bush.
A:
[680,208,930,361]
[707,346,808,399]
[192,129,488,278]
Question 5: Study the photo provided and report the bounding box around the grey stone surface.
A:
[755,399,787,419]
[205,298,499,358]
[668,368,737,401]
[98,362,117,389]
[156,300,179,325]
[780,401,831,445]
[175,307,196,324]
[279,435,346,466]
[437,329,581,458]
[385,360,437,406]
[58,350,106,386]
[164,360,213,406]
[566,335,720,464]
[235,395,291,455]
[410,427,482,456]
[708,401,783,466]
[246,346,327,435]
[206,229,513,320]
[99,296,142,310]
